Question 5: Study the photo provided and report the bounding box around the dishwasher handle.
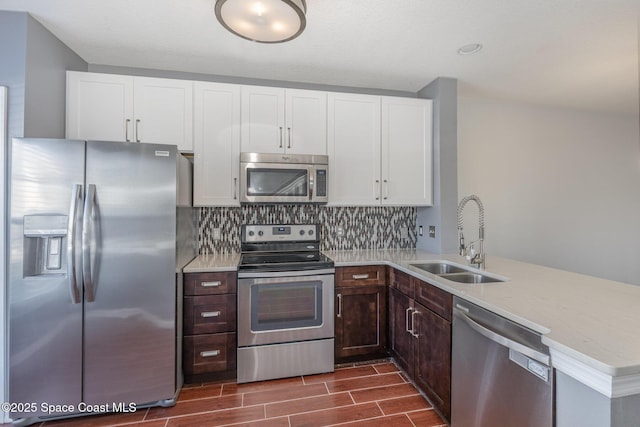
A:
[454,304,550,366]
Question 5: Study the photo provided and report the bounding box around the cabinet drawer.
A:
[183,333,236,375]
[336,266,386,286]
[390,268,414,298]
[184,271,237,296]
[414,278,452,321]
[184,294,236,335]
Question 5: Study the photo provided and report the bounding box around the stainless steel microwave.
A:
[240,152,328,204]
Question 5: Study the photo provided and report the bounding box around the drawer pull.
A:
[352,274,370,280]
[200,311,221,318]
[201,281,222,288]
[200,350,221,358]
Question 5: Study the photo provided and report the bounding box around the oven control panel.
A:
[242,224,319,243]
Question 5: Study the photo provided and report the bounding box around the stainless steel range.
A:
[237,224,335,383]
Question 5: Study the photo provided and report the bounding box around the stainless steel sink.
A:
[409,262,506,284]
[411,262,469,275]
[439,272,504,284]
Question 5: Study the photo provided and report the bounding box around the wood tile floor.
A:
[28,361,447,427]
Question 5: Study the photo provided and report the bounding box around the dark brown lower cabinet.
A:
[183,272,237,383]
[389,275,452,421]
[389,287,414,375]
[413,300,451,420]
[334,265,388,363]
[335,285,387,361]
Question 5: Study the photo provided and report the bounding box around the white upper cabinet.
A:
[66,72,133,142]
[193,82,241,206]
[241,86,327,155]
[285,89,328,155]
[381,97,433,206]
[132,77,193,151]
[328,92,381,206]
[66,72,194,152]
[328,94,433,206]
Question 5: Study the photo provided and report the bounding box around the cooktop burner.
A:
[238,224,334,272]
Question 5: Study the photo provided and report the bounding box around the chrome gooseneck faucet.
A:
[457,195,485,269]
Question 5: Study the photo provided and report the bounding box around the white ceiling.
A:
[1,0,638,115]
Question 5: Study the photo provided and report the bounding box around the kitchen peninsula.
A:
[185,248,640,427]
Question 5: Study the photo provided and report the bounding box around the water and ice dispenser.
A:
[23,214,68,276]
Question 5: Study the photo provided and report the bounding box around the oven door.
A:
[240,162,312,203]
[237,271,334,347]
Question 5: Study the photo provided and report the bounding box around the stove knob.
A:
[258,230,264,237]
[299,230,306,236]
[308,229,314,236]
[248,231,255,237]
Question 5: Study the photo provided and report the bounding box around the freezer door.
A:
[83,141,177,405]
[8,138,85,417]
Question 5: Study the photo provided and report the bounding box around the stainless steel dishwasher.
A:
[451,297,553,427]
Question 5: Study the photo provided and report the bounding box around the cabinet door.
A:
[413,302,451,420]
[389,287,414,376]
[285,89,327,155]
[241,86,285,153]
[327,92,381,206]
[133,77,194,151]
[381,97,433,205]
[335,285,387,360]
[66,71,133,141]
[193,82,241,206]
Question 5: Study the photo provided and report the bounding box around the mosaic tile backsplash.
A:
[199,205,417,253]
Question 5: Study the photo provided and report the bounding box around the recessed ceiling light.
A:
[457,43,483,55]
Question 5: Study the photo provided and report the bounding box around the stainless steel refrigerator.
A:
[7,138,189,424]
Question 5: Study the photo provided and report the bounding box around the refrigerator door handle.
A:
[82,184,97,302]
[67,184,83,304]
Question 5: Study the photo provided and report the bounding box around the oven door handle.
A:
[238,268,335,279]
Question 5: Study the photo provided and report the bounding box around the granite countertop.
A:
[183,252,241,272]
[183,249,640,396]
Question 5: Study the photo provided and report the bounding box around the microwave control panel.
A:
[316,170,327,197]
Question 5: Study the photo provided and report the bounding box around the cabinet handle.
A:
[411,310,420,338]
[233,178,238,200]
[375,180,380,200]
[125,119,131,142]
[200,311,221,318]
[287,127,292,149]
[383,179,389,200]
[200,350,221,358]
[201,281,221,287]
[135,119,141,142]
[336,294,342,318]
[279,126,283,148]
[405,307,413,334]
[352,274,370,280]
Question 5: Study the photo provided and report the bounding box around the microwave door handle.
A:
[308,168,314,201]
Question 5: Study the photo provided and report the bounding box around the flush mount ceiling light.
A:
[457,43,483,55]
[214,0,307,43]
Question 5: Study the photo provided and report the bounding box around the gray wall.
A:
[0,11,27,139]
[24,14,86,137]
[0,11,87,140]
[458,96,640,285]
[415,77,458,254]
[556,371,640,427]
